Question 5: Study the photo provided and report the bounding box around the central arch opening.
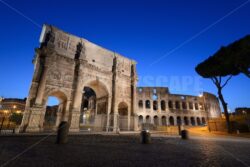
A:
[80,87,96,126]
[79,80,109,131]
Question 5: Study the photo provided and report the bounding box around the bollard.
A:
[140,130,151,144]
[181,130,189,139]
[56,121,69,144]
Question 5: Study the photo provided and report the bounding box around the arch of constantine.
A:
[20,25,221,133]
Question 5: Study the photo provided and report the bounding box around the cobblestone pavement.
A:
[0,134,250,167]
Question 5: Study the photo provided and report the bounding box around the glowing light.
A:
[13,105,17,109]
[16,110,21,114]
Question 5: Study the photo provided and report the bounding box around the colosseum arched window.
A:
[191,117,195,126]
[197,117,201,125]
[146,115,151,123]
[168,101,173,109]
[145,100,151,109]
[153,101,158,110]
[177,116,182,125]
[154,116,159,125]
[161,116,167,126]
[138,115,143,124]
[202,117,206,124]
[161,100,166,111]
[175,101,180,109]
[182,102,187,110]
[189,102,193,110]
[184,116,189,125]
[138,100,143,108]
[169,116,174,125]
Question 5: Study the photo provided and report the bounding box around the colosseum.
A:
[20,24,221,133]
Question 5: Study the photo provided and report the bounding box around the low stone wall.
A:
[208,119,227,132]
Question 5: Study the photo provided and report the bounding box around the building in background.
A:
[0,98,26,116]
[136,88,221,128]
[235,108,250,115]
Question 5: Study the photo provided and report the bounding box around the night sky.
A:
[0,0,249,110]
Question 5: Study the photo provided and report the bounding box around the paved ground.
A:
[0,133,250,167]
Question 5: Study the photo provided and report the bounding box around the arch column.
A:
[172,101,176,110]
[193,103,196,111]
[35,65,49,105]
[142,100,146,112]
[127,109,130,131]
[106,96,112,132]
[158,100,161,113]
[187,102,190,110]
[179,102,183,110]
[113,108,118,132]
[69,79,82,132]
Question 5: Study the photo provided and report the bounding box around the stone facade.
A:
[136,87,221,129]
[20,24,221,133]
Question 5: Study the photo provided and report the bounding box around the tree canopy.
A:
[196,35,250,78]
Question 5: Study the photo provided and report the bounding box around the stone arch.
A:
[145,100,151,109]
[168,100,173,109]
[118,102,129,131]
[197,117,201,125]
[161,100,166,111]
[146,115,151,124]
[189,102,193,110]
[80,87,96,126]
[138,115,143,124]
[182,102,187,110]
[43,88,69,105]
[169,116,174,125]
[153,101,158,111]
[184,116,189,125]
[161,116,167,126]
[191,117,195,126]
[177,116,182,125]
[175,101,180,109]
[202,117,206,124]
[138,100,143,108]
[153,116,159,126]
[79,79,110,131]
[43,90,68,131]
[83,79,110,99]
[118,102,128,116]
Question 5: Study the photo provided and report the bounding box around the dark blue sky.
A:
[0,0,249,110]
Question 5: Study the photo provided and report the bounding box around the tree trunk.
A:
[217,87,231,133]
